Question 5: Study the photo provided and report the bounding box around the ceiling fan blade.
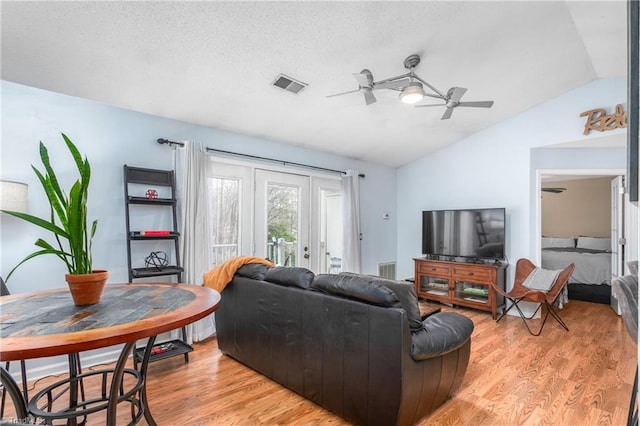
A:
[414,103,447,108]
[353,70,373,88]
[448,87,467,103]
[457,100,495,108]
[542,187,567,193]
[441,107,454,120]
[363,90,376,105]
[373,78,410,90]
[326,89,361,98]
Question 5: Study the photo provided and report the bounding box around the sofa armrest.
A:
[410,312,474,361]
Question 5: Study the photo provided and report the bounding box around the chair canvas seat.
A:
[522,267,560,292]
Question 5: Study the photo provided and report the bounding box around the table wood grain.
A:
[0,283,220,361]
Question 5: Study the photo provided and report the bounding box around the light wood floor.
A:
[7,300,637,425]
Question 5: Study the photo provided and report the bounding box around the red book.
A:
[140,230,171,236]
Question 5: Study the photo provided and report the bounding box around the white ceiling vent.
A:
[272,74,308,94]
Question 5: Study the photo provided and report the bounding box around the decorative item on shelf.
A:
[140,230,170,236]
[145,251,168,271]
[1,133,107,306]
[145,188,158,199]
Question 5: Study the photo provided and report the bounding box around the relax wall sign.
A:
[580,103,627,135]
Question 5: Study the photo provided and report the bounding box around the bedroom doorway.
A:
[536,168,632,307]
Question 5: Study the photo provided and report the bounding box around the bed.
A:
[541,236,612,304]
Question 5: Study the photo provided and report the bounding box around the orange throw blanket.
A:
[203,256,274,293]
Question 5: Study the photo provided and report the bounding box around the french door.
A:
[207,160,342,273]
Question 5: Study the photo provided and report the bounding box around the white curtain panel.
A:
[174,141,216,343]
[341,169,362,273]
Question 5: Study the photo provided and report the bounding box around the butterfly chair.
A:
[491,258,575,336]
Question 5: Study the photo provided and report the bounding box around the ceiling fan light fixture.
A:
[399,82,425,104]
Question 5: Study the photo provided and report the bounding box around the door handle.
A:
[304,253,310,259]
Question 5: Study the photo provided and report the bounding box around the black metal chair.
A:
[0,277,30,421]
[491,258,575,336]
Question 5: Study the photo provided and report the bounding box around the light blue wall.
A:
[1,80,397,294]
[396,77,627,281]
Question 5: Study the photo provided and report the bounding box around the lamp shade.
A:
[0,180,28,213]
[399,82,425,104]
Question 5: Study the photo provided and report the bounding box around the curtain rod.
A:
[157,138,365,177]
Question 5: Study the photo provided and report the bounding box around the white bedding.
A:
[541,248,612,285]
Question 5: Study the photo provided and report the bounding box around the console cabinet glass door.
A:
[454,281,489,305]
[419,276,450,297]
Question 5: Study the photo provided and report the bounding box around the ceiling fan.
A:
[326,54,494,120]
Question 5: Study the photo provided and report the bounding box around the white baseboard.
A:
[6,332,177,385]
[6,346,122,385]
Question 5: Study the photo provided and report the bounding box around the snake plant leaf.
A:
[31,165,68,230]
[38,141,67,210]
[5,248,69,281]
[0,210,69,238]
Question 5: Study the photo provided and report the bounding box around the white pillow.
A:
[541,237,575,249]
[576,236,611,251]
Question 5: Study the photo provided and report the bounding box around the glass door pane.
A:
[207,161,252,266]
[208,176,240,265]
[255,170,309,268]
[267,182,299,266]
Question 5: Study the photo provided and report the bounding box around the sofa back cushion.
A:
[312,274,402,309]
[339,272,423,331]
[264,266,315,289]
[235,263,270,280]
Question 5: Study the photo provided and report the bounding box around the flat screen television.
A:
[422,208,505,261]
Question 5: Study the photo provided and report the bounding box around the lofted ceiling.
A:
[0,1,627,167]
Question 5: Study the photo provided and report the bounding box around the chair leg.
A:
[513,301,568,336]
[545,301,569,332]
[0,365,28,422]
[496,298,521,322]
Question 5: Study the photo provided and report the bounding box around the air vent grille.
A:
[377,262,397,280]
[272,74,308,94]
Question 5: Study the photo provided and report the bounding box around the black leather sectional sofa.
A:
[215,265,474,425]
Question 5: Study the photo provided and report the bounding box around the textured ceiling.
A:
[0,1,627,167]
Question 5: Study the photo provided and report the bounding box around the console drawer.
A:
[418,263,450,277]
[453,266,492,283]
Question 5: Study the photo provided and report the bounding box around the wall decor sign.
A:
[580,104,627,135]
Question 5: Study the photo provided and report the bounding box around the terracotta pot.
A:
[65,270,109,306]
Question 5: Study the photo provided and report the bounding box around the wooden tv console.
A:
[414,257,507,320]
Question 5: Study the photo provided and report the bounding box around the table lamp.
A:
[0,180,28,213]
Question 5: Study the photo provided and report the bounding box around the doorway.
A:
[535,168,635,307]
[207,160,342,272]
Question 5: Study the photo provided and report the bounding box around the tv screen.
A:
[422,208,505,260]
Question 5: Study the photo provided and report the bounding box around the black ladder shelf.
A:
[123,165,192,365]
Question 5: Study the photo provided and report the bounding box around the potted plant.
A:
[2,133,107,306]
